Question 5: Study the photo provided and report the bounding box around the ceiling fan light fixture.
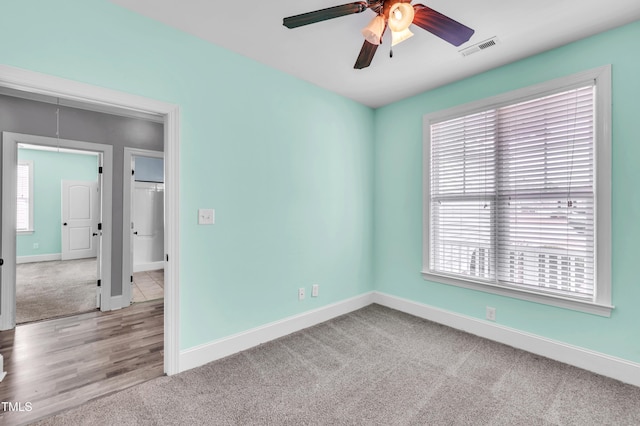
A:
[388,3,414,32]
[391,27,414,46]
[388,2,415,46]
[361,15,385,45]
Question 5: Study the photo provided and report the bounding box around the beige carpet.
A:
[34,304,640,425]
[16,258,97,324]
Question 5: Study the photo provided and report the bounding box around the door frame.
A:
[122,147,164,307]
[0,64,180,376]
[2,132,113,317]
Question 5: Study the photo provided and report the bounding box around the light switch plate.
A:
[198,208,215,225]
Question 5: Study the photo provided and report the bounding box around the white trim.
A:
[110,295,124,311]
[122,147,164,308]
[0,64,180,376]
[133,261,164,273]
[16,253,62,264]
[2,132,113,320]
[179,292,374,372]
[420,271,613,317]
[1,137,17,329]
[422,65,612,317]
[163,106,180,376]
[18,143,101,156]
[0,354,6,382]
[372,291,640,388]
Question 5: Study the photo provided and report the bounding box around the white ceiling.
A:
[110,0,640,108]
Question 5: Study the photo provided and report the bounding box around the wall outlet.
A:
[311,284,319,297]
[486,306,496,321]
[298,287,305,301]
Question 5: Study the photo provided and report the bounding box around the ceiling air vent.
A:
[459,37,499,57]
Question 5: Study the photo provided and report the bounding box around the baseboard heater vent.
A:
[460,36,500,57]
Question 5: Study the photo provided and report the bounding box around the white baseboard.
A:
[16,253,62,264]
[179,292,374,373]
[372,291,640,388]
[110,295,124,311]
[133,261,164,273]
[0,354,6,382]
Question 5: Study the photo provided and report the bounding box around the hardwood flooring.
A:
[0,299,164,425]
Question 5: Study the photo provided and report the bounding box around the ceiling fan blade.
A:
[354,23,386,70]
[283,2,368,29]
[412,4,474,46]
[354,40,379,69]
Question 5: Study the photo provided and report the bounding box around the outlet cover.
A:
[298,288,305,301]
[311,284,319,297]
[486,306,496,321]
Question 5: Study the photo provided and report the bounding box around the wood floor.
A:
[0,299,164,425]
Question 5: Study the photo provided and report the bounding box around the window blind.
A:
[429,85,595,301]
[17,162,31,231]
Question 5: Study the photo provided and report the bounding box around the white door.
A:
[61,180,99,261]
[133,181,164,269]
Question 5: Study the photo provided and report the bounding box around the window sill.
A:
[17,230,34,235]
[421,271,614,317]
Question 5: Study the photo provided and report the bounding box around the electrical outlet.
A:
[298,288,305,301]
[311,284,319,297]
[486,306,496,321]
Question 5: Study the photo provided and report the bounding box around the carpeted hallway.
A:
[34,304,640,425]
[16,258,97,324]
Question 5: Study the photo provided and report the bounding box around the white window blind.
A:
[496,87,594,300]
[427,83,601,304]
[17,160,33,232]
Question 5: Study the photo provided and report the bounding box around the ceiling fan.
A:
[283,0,475,69]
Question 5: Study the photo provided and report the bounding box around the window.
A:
[422,67,612,316]
[17,160,34,233]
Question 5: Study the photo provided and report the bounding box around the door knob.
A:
[92,232,98,236]
[133,231,138,235]
[63,222,68,226]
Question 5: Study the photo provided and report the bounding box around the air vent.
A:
[459,37,499,57]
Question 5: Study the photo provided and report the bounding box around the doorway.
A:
[13,143,103,324]
[2,133,112,326]
[122,149,165,306]
[0,63,180,375]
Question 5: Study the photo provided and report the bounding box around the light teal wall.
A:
[17,149,98,257]
[4,0,638,365]
[374,21,640,362]
[0,1,374,350]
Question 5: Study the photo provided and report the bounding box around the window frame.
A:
[16,159,34,234]
[422,66,612,317]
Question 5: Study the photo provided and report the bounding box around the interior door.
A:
[61,180,99,261]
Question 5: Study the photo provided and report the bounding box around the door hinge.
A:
[130,275,133,283]
[132,169,135,176]
[98,223,102,230]
[0,258,3,266]
[166,254,169,262]
[97,279,101,287]
[99,166,103,174]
